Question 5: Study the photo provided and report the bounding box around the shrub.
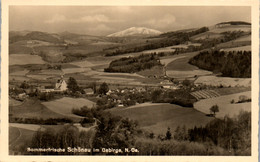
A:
[170,98,196,107]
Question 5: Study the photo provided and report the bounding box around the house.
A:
[55,76,67,91]
[84,88,94,95]
[160,80,172,85]
[18,93,28,101]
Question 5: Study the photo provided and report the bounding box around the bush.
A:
[170,98,196,107]
[38,92,55,101]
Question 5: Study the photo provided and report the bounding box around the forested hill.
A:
[216,21,251,26]
[189,50,251,78]
[104,54,162,73]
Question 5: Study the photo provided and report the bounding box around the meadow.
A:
[194,91,251,118]
[195,76,251,87]
[109,103,213,135]
[223,45,251,52]
[10,54,45,65]
[42,97,96,118]
[9,126,35,155]
[10,99,68,120]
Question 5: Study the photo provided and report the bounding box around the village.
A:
[9,73,185,106]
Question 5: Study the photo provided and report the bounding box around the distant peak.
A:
[107,27,162,37]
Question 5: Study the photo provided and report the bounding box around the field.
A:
[10,54,45,65]
[9,44,33,54]
[42,97,96,118]
[9,124,68,154]
[195,76,251,87]
[166,56,198,71]
[191,25,251,41]
[222,45,251,52]
[194,91,251,118]
[191,87,251,100]
[9,126,35,155]
[10,99,71,120]
[191,31,222,40]
[216,38,251,49]
[9,98,22,106]
[9,69,29,76]
[166,70,212,79]
[214,87,251,96]
[190,90,220,100]
[62,67,87,74]
[109,103,213,135]
[142,46,176,54]
[233,35,251,42]
[164,52,212,79]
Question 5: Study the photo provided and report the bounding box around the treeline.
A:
[151,88,196,107]
[9,117,73,125]
[105,27,209,56]
[188,111,251,155]
[217,21,251,26]
[137,111,251,155]
[22,110,250,155]
[104,54,162,73]
[160,27,209,38]
[189,50,251,78]
[62,52,88,63]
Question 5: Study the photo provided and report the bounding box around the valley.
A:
[9,21,252,155]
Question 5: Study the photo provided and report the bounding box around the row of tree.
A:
[105,27,209,57]
[104,54,162,73]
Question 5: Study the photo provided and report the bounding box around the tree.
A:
[93,112,138,154]
[210,104,219,117]
[67,77,80,93]
[20,81,30,89]
[182,79,191,87]
[98,82,109,95]
[90,82,97,94]
[165,127,172,140]
[151,89,162,102]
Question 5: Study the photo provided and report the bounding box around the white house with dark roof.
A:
[55,76,67,91]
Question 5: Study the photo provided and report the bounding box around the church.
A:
[55,76,68,91]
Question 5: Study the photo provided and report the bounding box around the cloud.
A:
[45,14,66,23]
[45,14,112,24]
[143,14,176,29]
[76,15,110,23]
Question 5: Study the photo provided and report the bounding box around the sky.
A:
[9,6,251,36]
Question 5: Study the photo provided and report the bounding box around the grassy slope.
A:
[41,97,95,118]
[165,52,200,71]
[9,126,35,154]
[214,87,251,96]
[109,103,213,135]
[194,91,251,118]
[10,99,81,122]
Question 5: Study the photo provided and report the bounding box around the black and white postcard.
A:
[0,0,259,162]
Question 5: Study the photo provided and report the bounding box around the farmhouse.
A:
[84,88,94,95]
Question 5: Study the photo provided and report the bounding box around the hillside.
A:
[9,31,64,44]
